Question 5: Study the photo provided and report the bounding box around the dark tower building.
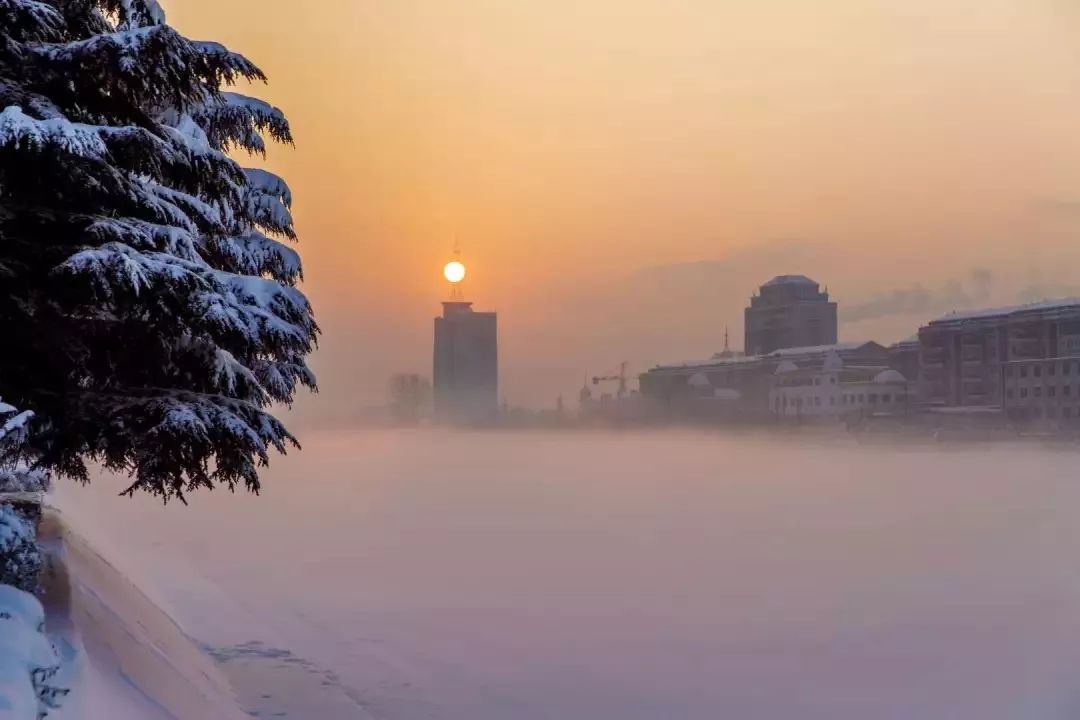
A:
[433,301,498,423]
[744,275,838,355]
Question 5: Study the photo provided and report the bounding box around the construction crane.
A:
[592,361,631,399]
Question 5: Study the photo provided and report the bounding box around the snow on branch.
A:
[252,359,317,403]
[194,271,316,352]
[0,0,64,42]
[100,390,298,499]
[27,26,264,113]
[0,106,107,158]
[0,403,48,500]
[55,243,315,353]
[0,505,40,592]
[244,168,292,208]
[0,470,48,495]
[0,407,33,450]
[209,230,302,283]
[244,182,295,239]
[193,92,293,155]
[190,41,267,86]
[110,0,167,29]
[84,216,201,263]
[147,183,225,231]
[55,242,206,300]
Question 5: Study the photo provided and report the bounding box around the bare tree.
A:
[387,374,432,425]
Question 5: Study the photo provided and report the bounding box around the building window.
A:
[1021,388,1028,398]
[1049,387,1056,397]
[830,397,835,405]
[1021,367,1028,378]
[1066,363,1072,376]
[869,394,878,403]
[1034,387,1043,398]
[1035,366,1042,378]
[1050,364,1057,377]
[1065,385,1073,397]
[815,397,821,406]
[882,394,891,403]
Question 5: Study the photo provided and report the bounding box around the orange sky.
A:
[165,0,1080,423]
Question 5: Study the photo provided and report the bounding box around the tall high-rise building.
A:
[744,275,837,355]
[433,301,498,423]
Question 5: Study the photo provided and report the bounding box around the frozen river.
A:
[56,430,1080,719]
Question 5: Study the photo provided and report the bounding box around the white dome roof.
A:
[774,360,799,375]
[762,274,817,288]
[687,372,712,388]
[873,369,907,384]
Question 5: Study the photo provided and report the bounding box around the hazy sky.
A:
[165,0,1080,422]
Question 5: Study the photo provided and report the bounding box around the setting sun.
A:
[443,260,466,284]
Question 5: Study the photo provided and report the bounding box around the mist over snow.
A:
[54,430,1080,720]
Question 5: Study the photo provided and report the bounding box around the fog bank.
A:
[57,431,1080,719]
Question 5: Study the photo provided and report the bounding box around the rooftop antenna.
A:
[724,325,730,353]
[448,236,464,300]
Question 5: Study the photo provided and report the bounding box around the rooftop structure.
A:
[927,298,1080,327]
[744,275,838,355]
[650,341,887,373]
[761,274,818,288]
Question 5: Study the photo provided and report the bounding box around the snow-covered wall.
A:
[37,509,251,720]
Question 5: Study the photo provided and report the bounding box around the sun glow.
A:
[443,260,466,284]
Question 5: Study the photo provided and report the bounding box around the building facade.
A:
[888,336,921,384]
[433,301,498,423]
[1001,356,1080,429]
[640,341,889,422]
[744,275,838,356]
[771,360,912,421]
[918,299,1080,408]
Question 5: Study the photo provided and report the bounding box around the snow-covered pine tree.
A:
[0,0,317,501]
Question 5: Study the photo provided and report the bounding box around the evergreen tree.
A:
[0,0,317,501]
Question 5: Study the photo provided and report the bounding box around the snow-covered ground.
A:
[51,430,1080,719]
